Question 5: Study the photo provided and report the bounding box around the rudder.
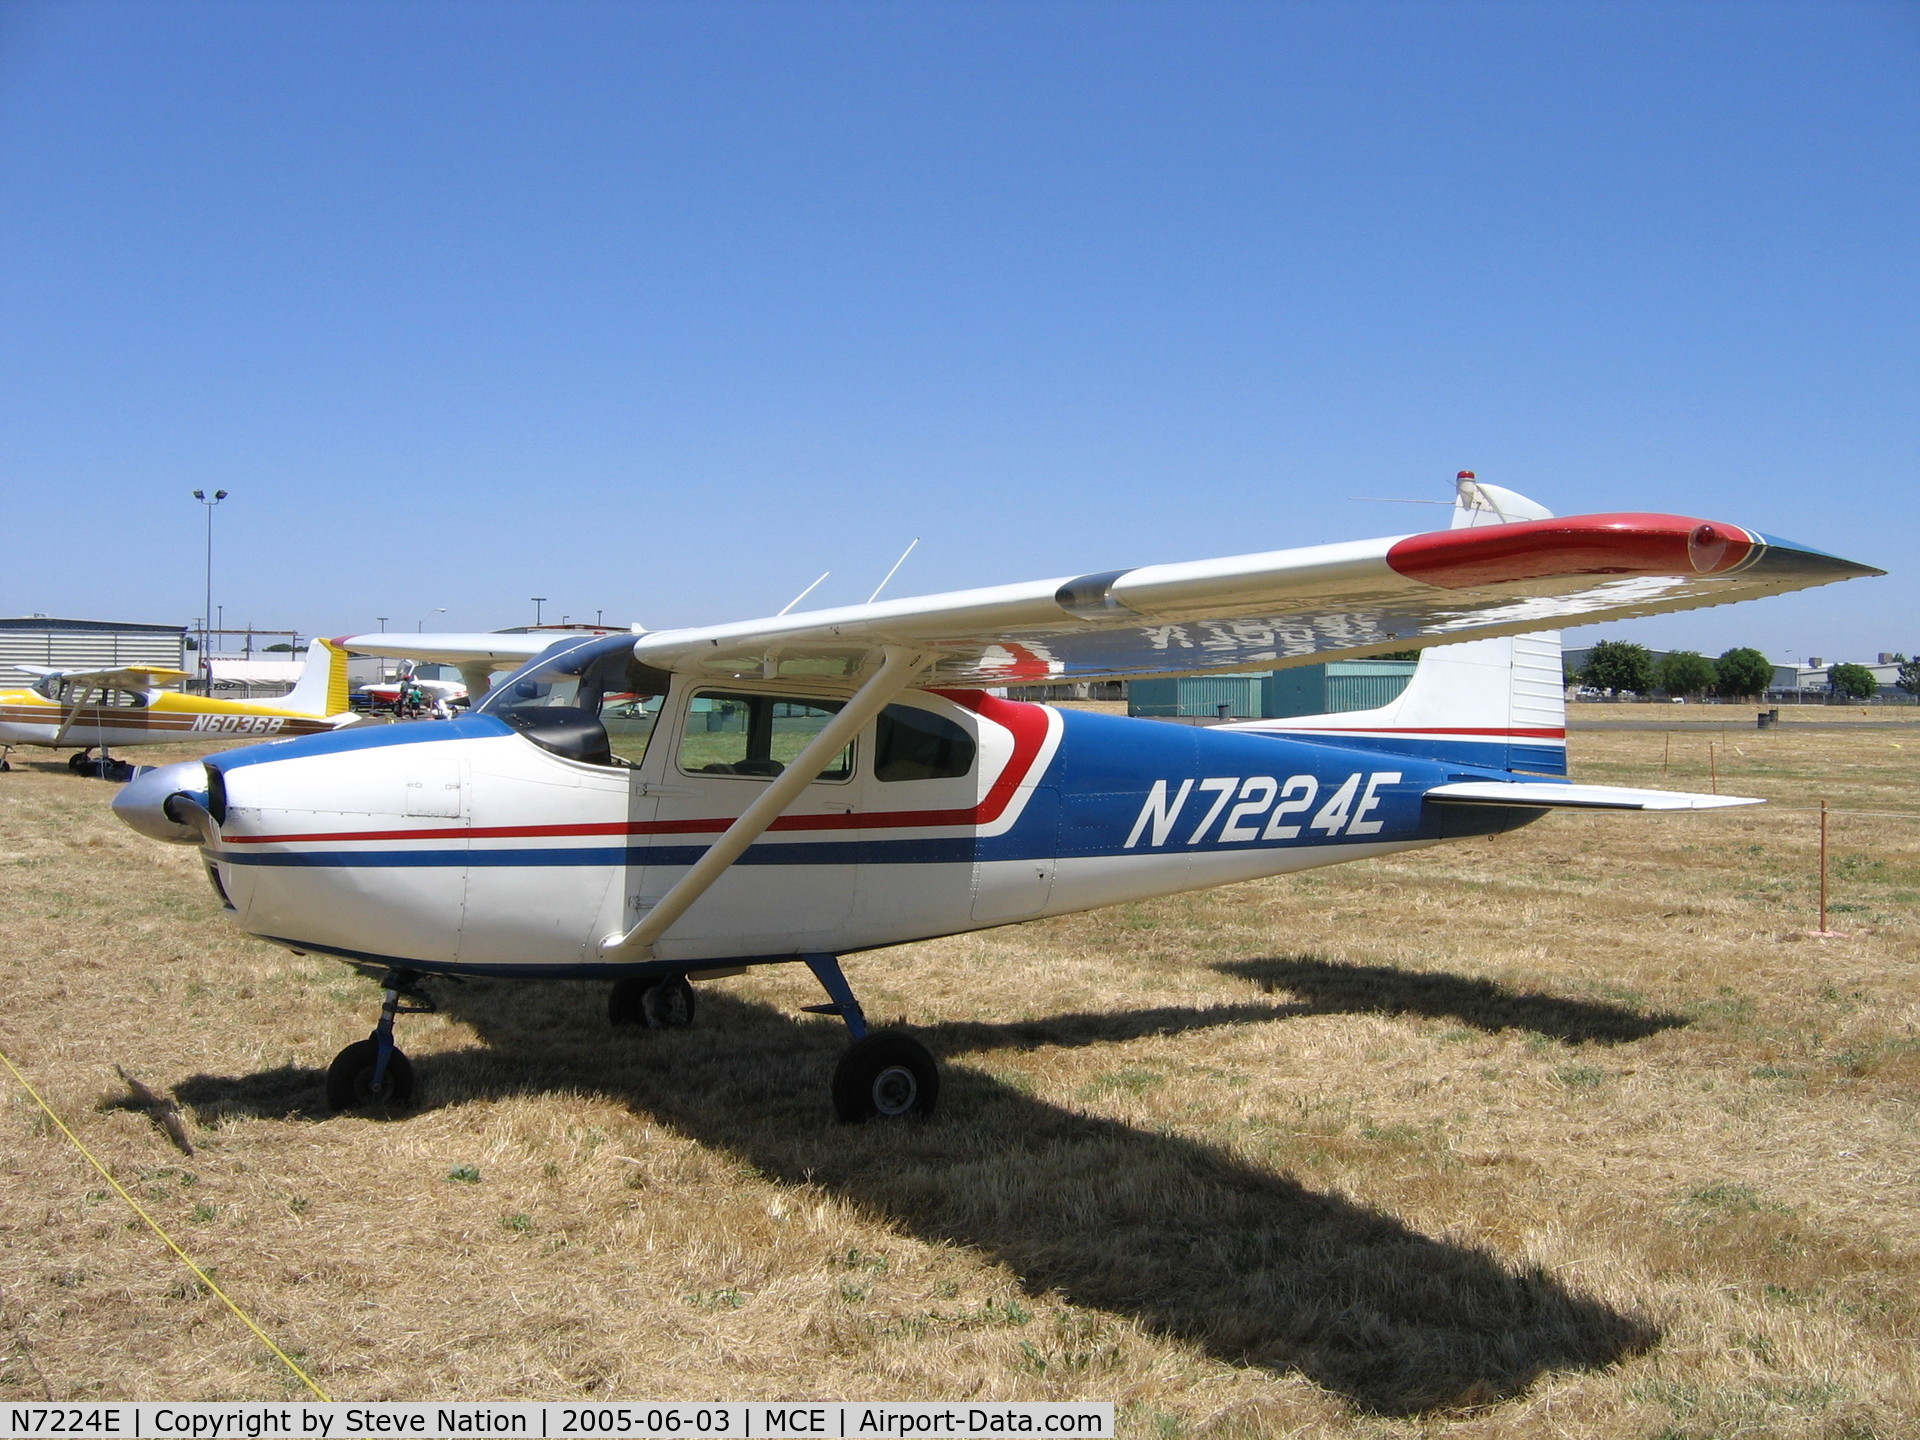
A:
[280,638,352,717]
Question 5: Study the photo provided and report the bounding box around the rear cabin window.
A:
[678,692,852,781]
[874,705,976,782]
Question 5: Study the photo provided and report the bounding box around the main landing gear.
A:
[802,953,939,1123]
[327,969,435,1112]
[604,956,940,1122]
[68,749,134,781]
[608,973,695,1028]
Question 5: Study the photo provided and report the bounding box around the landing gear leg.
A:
[803,953,938,1122]
[326,969,433,1111]
[0,745,11,773]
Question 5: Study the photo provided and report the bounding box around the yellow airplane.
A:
[0,637,359,777]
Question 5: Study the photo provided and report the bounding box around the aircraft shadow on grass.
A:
[174,967,1665,1416]
[1216,956,1690,1045]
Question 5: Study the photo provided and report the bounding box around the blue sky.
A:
[3,1,1913,663]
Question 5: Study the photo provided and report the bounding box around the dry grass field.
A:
[2,719,1917,1438]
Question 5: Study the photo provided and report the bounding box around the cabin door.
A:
[634,687,859,960]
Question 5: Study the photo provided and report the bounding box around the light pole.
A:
[531,597,547,626]
[377,617,388,632]
[419,608,446,632]
[192,489,228,692]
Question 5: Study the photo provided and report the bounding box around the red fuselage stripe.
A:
[1262,725,1566,738]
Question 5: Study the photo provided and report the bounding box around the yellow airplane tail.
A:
[281,638,353,717]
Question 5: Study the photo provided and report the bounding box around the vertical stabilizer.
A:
[279,638,352,717]
[1450,470,1554,529]
[1222,475,1567,775]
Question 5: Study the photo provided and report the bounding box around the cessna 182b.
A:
[3,639,356,778]
[116,479,1880,1120]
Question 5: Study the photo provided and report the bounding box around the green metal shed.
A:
[1129,660,1417,720]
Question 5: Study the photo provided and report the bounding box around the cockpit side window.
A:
[46,681,148,708]
[677,692,852,781]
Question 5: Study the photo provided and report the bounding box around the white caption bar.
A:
[2,1403,1114,1440]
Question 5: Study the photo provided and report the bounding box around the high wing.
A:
[333,633,565,669]
[12,663,193,689]
[624,511,1880,685]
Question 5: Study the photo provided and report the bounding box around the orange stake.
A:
[1819,798,1829,934]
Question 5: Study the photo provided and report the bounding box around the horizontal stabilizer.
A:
[1425,781,1762,811]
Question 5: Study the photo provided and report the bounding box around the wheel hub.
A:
[871,1065,918,1116]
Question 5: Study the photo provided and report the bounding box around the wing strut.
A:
[51,685,98,748]
[598,645,928,959]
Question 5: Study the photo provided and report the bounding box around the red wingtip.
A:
[1387,513,1757,590]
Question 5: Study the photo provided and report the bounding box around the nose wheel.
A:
[327,970,433,1112]
[326,1038,415,1110]
[803,953,940,1122]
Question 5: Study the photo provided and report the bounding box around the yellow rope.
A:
[0,1043,331,1400]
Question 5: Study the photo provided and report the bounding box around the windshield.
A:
[478,635,671,765]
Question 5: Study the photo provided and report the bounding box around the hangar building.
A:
[0,616,189,680]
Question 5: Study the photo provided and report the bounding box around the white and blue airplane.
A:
[116,478,1880,1120]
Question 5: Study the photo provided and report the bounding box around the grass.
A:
[0,722,1917,1435]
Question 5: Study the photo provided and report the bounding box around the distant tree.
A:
[1828,662,1877,700]
[265,642,294,652]
[1713,647,1775,700]
[1654,650,1716,698]
[1898,657,1920,699]
[1579,640,1654,697]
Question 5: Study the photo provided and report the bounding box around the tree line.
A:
[1570,642,1916,701]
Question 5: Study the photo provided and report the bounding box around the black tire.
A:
[832,1032,939,1122]
[68,752,91,774]
[325,1038,416,1112]
[642,975,695,1028]
[608,976,648,1026]
[609,975,696,1029]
